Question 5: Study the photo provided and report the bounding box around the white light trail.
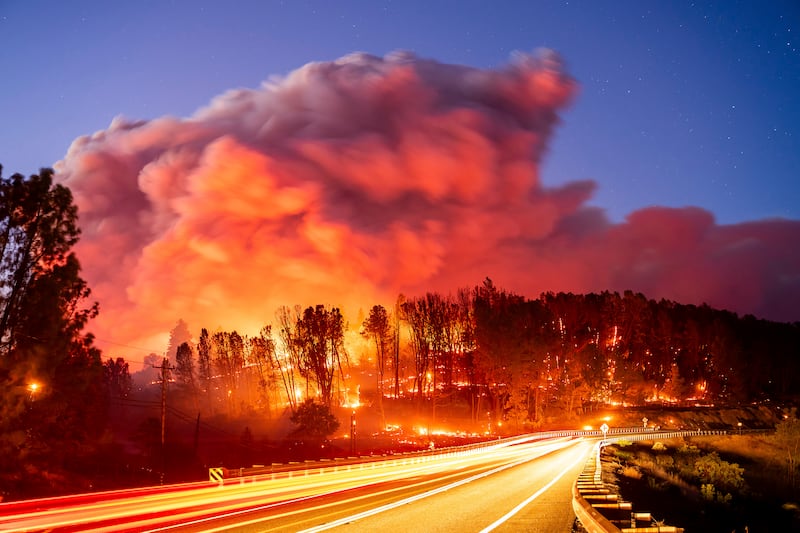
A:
[297,439,580,533]
[479,447,587,532]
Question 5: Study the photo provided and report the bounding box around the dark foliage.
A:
[289,399,340,441]
[0,166,104,500]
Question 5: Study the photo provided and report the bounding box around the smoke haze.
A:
[55,50,800,359]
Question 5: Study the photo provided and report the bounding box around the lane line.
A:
[479,444,589,533]
[297,440,578,533]
[141,442,564,533]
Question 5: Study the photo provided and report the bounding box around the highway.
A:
[0,436,594,533]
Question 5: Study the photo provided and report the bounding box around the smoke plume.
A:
[55,50,800,358]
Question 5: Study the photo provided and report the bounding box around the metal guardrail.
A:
[573,441,622,533]
[216,426,730,481]
[221,433,544,480]
[214,432,558,482]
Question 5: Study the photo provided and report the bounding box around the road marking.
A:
[479,446,588,532]
[298,440,578,533]
[141,442,564,533]
[141,443,557,532]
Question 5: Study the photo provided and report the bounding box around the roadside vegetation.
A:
[602,417,800,531]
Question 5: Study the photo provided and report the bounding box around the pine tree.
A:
[0,166,102,497]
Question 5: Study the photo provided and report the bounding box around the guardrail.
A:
[572,441,622,533]
[213,426,730,482]
[212,432,560,482]
[215,427,651,480]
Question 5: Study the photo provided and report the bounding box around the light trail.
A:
[296,439,581,533]
[479,447,587,532]
[147,437,578,532]
[0,435,588,533]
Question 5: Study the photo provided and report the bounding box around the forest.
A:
[1,166,798,499]
[134,282,800,434]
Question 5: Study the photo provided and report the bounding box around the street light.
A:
[28,382,41,401]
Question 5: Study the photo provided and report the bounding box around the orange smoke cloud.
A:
[54,50,800,359]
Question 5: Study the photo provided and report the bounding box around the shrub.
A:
[701,483,716,501]
[289,400,340,441]
[621,465,643,479]
[615,450,633,461]
[694,452,745,493]
[678,444,700,456]
[656,454,674,469]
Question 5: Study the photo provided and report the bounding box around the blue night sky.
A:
[2,0,797,225]
[2,1,800,355]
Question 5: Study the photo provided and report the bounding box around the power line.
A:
[92,336,168,366]
[116,397,245,440]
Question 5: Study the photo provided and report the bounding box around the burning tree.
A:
[295,305,348,408]
[275,305,349,409]
[249,325,278,417]
[275,305,304,412]
[212,331,245,415]
[362,304,392,428]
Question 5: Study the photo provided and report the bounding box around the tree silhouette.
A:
[363,304,391,428]
[295,305,347,408]
[166,320,192,366]
[175,342,198,409]
[103,357,132,402]
[196,329,213,410]
[0,166,102,497]
[289,399,340,442]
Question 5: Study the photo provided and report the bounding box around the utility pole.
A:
[193,412,201,456]
[394,294,403,399]
[152,357,174,484]
[350,410,356,455]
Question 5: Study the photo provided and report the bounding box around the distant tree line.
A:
[149,278,799,432]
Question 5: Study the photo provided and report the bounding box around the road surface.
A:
[0,436,594,533]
